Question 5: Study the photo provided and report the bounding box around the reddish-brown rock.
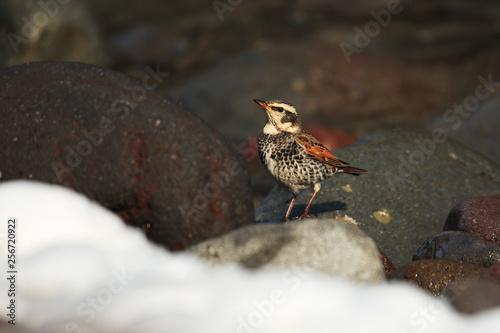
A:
[443,196,500,243]
[480,263,500,285]
[377,247,396,277]
[0,62,254,250]
[390,259,485,296]
[446,278,500,314]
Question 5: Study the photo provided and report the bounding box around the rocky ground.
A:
[1,0,500,329]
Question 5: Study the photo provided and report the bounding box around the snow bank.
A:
[0,180,499,333]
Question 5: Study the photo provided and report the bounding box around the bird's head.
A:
[254,99,303,134]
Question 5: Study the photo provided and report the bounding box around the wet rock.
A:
[189,218,385,283]
[0,62,254,250]
[446,278,500,314]
[390,259,485,296]
[413,231,500,267]
[0,0,109,67]
[256,129,500,267]
[443,196,500,243]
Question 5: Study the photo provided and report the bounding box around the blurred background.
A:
[1,0,499,203]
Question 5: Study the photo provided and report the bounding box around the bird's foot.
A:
[282,213,316,223]
[293,213,317,220]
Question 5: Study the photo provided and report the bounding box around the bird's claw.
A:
[283,213,316,222]
[297,213,317,219]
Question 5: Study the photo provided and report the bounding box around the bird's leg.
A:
[299,183,321,219]
[283,195,297,223]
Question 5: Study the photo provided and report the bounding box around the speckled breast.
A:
[258,132,333,194]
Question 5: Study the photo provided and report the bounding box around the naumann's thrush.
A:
[255,99,367,222]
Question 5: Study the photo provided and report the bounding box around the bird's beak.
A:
[253,99,270,111]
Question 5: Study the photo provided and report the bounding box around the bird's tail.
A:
[339,165,367,176]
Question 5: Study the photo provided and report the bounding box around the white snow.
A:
[0,180,499,333]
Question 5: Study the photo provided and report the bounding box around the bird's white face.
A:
[254,99,302,134]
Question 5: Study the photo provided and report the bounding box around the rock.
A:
[413,231,500,267]
[0,0,109,67]
[189,218,385,283]
[0,62,254,250]
[481,263,500,284]
[443,196,500,243]
[256,130,500,267]
[427,95,500,166]
[446,278,500,314]
[378,248,396,276]
[390,259,485,296]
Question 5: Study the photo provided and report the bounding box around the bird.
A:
[254,99,367,222]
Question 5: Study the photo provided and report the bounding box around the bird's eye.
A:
[272,106,284,112]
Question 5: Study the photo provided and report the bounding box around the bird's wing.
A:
[295,132,367,175]
[294,132,349,168]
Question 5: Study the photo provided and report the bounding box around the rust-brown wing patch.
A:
[295,132,367,175]
[295,133,346,168]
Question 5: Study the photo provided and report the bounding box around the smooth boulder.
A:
[413,231,500,268]
[0,62,254,250]
[189,218,385,283]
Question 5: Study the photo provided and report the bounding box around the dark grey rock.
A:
[0,62,254,250]
[0,0,109,67]
[413,231,500,267]
[427,94,500,166]
[256,130,500,267]
[189,218,385,283]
